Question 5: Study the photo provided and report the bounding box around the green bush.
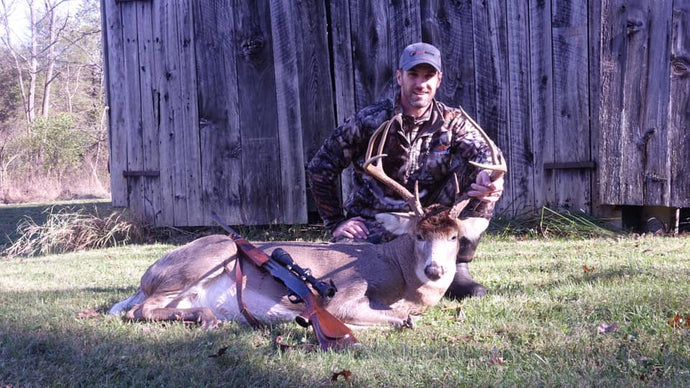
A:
[23,113,89,176]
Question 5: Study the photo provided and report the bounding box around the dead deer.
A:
[109,119,506,329]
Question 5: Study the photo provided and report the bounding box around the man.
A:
[307,42,505,299]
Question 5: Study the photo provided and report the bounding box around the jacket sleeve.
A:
[307,116,364,231]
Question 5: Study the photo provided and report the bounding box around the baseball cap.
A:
[399,42,442,73]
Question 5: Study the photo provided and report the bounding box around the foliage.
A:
[20,113,88,175]
[0,236,688,386]
[2,205,145,258]
[488,206,620,239]
[0,0,108,204]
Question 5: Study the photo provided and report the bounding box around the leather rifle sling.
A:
[225,257,263,329]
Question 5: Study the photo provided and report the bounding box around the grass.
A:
[1,234,689,386]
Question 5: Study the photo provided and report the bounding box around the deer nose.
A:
[424,263,443,281]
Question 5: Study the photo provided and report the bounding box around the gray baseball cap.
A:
[399,42,442,73]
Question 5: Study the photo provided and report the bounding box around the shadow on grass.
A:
[487,266,649,298]
[0,287,329,387]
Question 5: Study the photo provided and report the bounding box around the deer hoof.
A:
[399,315,414,329]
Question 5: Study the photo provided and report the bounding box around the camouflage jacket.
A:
[307,97,504,232]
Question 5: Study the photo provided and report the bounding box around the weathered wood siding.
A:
[102,0,690,226]
[103,0,334,225]
[599,0,690,208]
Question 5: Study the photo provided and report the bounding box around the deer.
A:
[109,119,506,330]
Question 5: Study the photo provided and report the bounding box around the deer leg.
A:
[333,297,414,328]
[125,304,220,329]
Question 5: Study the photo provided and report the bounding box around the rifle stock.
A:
[210,213,357,350]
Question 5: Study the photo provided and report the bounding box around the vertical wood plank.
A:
[156,0,186,225]
[388,0,421,65]
[102,0,127,207]
[233,0,282,224]
[136,1,162,225]
[121,3,145,221]
[421,0,477,117]
[529,0,554,214]
[641,1,672,205]
[330,0,355,125]
[193,0,244,225]
[327,0,354,209]
[472,0,510,213]
[175,0,203,225]
[599,0,624,205]
[293,0,337,163]
[588,0,603,212]
[505,0,533,215]
[670,1,690,207]
[551,0,591,211]
[349,0,395,109]
[270,0,307,223]
[472,0,509,145]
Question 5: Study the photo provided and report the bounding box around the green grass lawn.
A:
[1,234,689,386]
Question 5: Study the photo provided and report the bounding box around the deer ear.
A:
[458,217,490,242]
[375,212,416,236]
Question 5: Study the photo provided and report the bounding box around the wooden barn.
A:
[100,0,690,230]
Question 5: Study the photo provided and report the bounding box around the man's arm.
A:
[307,117,365,231]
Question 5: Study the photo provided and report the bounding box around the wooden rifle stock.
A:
[210,213,357,350]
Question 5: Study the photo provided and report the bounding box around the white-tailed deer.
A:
[109,120,506,329]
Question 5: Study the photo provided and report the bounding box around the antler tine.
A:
[462,113,508,181]
[362,118,424,217]
[449,173,470,219]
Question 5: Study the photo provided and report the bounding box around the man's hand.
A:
[333,216,369,240]
[468,170,504,203]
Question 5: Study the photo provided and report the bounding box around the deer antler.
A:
[362,116,424,217]
[448,114,508,219]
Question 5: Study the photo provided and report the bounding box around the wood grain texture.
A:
[270,0,307,223]
[669,1,690,207]
[528,0,554,215]
[193,0,243,225]
[551,0,591,211]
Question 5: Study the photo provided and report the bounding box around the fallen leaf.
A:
[488,347,505,366]
[77,308,99,319]
[331,369,352,382]
[208,347,227,358]
[597,322,619,334]
[582,265,595,273]
[668,314,690,329]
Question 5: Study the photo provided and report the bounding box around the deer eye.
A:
[449,234,458,241]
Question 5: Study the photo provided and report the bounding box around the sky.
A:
[3,0,81,42]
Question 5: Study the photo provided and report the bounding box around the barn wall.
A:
[599,0,690,209]
[101,0,690,227]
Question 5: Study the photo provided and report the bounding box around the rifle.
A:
[210,213,357,351]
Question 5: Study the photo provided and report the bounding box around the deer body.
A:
[110,210,462,328]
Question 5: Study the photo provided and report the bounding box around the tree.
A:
[0,0,107,202]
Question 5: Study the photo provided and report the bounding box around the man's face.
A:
[396,64,442,116]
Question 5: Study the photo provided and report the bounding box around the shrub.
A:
[2,206,145,258]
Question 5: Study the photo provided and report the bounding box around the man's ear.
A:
[396,69,402,86]
[436,71,443,87]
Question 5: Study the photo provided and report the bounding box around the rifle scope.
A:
[271,248,337,299]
